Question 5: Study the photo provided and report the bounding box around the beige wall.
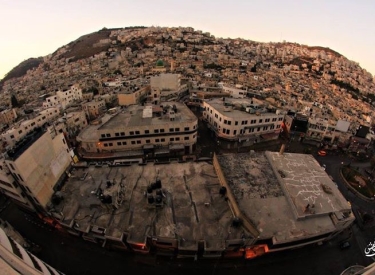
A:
[6,132,71,208]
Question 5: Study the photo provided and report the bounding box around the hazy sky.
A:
[1,0,374,80]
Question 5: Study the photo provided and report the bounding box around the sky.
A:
[1,0,374,80]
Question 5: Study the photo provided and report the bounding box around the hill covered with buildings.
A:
[0,26,374,106]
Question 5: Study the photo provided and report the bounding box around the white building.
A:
[202,97,285,142]
[1,107,60,148]
[218,83,248,99]
[43,85,83,109]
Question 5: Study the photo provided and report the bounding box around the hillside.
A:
[0,26,373,100]
[0,57,44,88]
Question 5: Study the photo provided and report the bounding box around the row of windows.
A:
[211,113,282,126]
[101,126,195,138]
[102,136,194,147]
[223,124,278,135]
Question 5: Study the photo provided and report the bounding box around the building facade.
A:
[202,97,285,143]
[77,102,198,157]
[2,128,72,214]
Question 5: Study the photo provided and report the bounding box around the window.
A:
[117,142,121,146]
[122,141,127,145]
[176,137,180,141]
[115,133,120,137]
[106,133,111,137]
[226,129,230,134]
[259,119,263,123]
[223,128,226,133]
[9,163,15,170]
[120,132,125,136]
[145,130,149,134]
[184,127,189,131]
[235,121,238,125]
[154,129,159,133]
[278,117,283,121]
[272,118,277,122]
[234,130,237,135]
[175,128,180,131]
[137,140,141,144]
[160,129,165,133]
[104,143,108,147]
[108,143,113,146]
[265,118,270,122]
[161,138,165,142]
[169,128,174,132]
[146,140,151,144]
[184,136,189,140]
[130,131,134,135]
[224,119,227,124]
[263,126,268,130]
[131,141,136,145]
[228,121,231,125]
[155,139,160,142]
[251,119,256,124]
[170,138,175,141]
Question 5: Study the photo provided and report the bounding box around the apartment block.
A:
[2,128,72,214]
[77,101,198,157]
[202,97,285,142]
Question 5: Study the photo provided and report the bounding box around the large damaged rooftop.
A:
[53,161,248,251]
[216,151,353,244]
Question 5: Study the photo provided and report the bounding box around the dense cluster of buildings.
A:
[0,26,374,264]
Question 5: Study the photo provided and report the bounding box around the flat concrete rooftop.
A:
[205,97,280,119]
[99,101,196,129]
[55,160,245,250]
[216,151,352,244]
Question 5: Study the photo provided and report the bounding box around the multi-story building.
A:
[149,73,188,104]
[202,97,285,144]
[1,107,60,148]
[82,99,106,120]
[0,157,35,212]
[0,225,64,274]
[77,101,198,157]
[0,108,17,125]
[218,83,248,98]
[117,85,150,106]
[43,84,83,109]
[1,127,72,215]
[305,117,353,145]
